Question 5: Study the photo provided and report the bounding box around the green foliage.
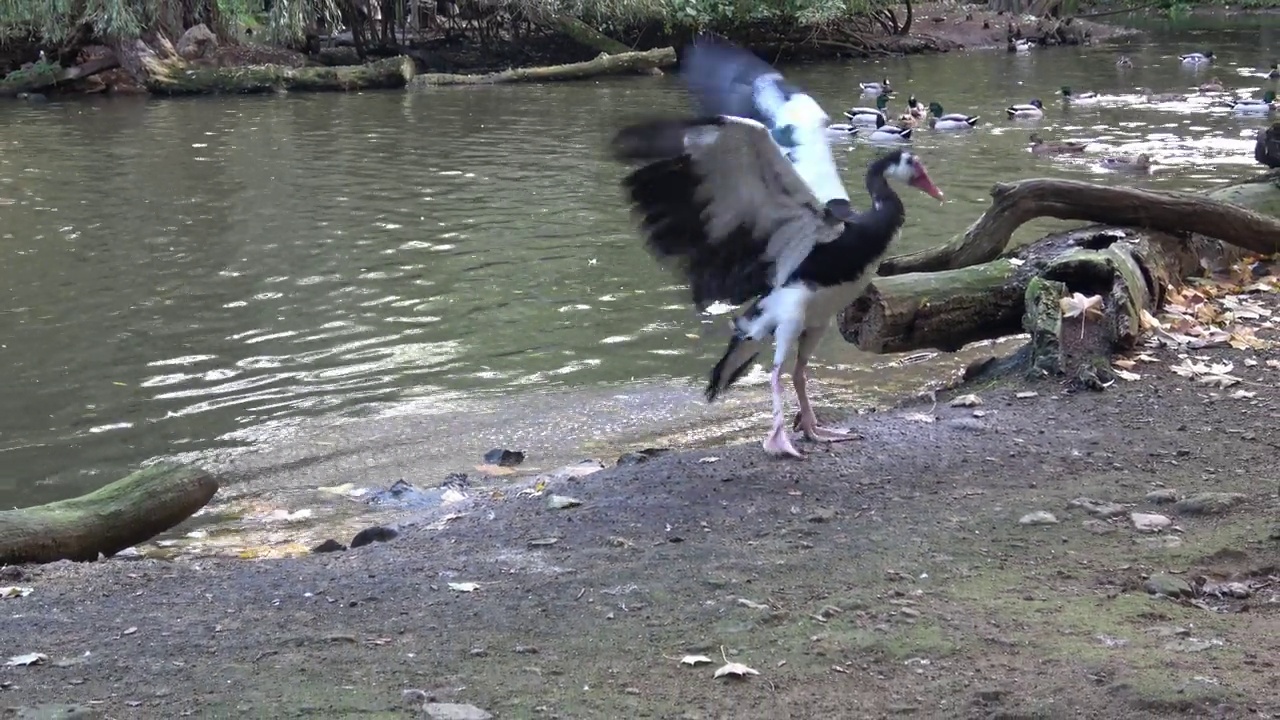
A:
[510,0,896,30]
[0,0,342,44]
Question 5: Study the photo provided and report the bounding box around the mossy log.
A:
[843,176,1280,383]
[145,55,415,96]
[878,177,1280,276]
[540,15,663,76]
[410,47,675,87]
[0,54,120,97]
[0,464,218,565]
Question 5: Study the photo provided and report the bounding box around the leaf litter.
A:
[1123,259,1279,392]
[712,645,759,680]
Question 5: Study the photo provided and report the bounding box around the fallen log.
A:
[0,464,218,565]
[145,55,415,95]
[410,47,675,87]
[0,54,120,97]
[842,176,1280,383]
[878,178,1280,276]
[539,15,663,76]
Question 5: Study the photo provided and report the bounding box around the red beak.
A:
[909,165,945,201]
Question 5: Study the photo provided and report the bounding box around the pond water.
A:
[1,19,1275,505]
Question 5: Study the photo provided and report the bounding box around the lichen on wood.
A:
[0,464,218,565]
[410,47,675,87]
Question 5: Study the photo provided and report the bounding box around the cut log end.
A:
[0,464,218,565]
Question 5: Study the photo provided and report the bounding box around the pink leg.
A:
[793,361,856,443]
[762,365,804,459]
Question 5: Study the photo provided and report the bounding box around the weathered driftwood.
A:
[410,47,675,87]
[539,15,663,76]
[0,54,120,97]
[0,464,218,565]
[109,36,413,95]
[1257,123,1280,170]
[147,55,415,95]
[878,178,1280,276]
[842,176,1280,384]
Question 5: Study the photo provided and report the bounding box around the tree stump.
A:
[840,176,1280,386]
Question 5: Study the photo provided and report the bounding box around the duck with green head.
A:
[1006,98,1044,119]
[1061,86,1101,104]
[868,115,913,143]
[1269,63,1279,80]
[1230,90,1277,114]
[843,92,890,127]
[927,102,979,130]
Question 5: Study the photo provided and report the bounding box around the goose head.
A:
[880,150,944,201]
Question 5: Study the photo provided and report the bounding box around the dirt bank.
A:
[4,274,1279,717]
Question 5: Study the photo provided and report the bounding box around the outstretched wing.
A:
[678,35,852,214]
[612,115,845,309]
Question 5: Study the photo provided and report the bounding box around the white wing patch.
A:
[773,94,851,206]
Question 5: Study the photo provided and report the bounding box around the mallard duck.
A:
[1006,99,1045,119]
[1061,86,1102,104]
[1009,38,1034,54]
[1230,91,1277,114]
[1100,153,1152,172]
[843,93,890,127]
[1198,77,1225,92]
[869,115,913,143]
[1116,55,1134,68]
[860,78,891,96]
[905,95,925,119]
[1029,133,1088,155]
[896,112,921,129]
[1179,51,1214,65]
[927,102,979,130]
[1267,63,1279,80]
[1139,87,1187,103]
[825,123,861,137]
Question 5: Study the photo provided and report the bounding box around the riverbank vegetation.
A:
[1,0,1130,98]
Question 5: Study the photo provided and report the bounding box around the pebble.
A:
[1173,492,1246,516]
[1130,512,1172,533]
[1018,511,1059,526]
[1144,489,1179,504]
[949,393,983,408]
[424,703,493,720]
[547,494,583,510]
[1068,497,1127,519]
[1143,574,1194,598]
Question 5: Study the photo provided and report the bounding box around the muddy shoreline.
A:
[4,280,1279,716]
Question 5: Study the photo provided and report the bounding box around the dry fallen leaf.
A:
[1015,391,1038,399]
[1113,368,1142,381]
[1113,358,1137,370]
[698,456,720,464]
[949,394,982,408]
[448,582,481,593]
[1060,292,1103,319]
[714,662,760,679]
[474,464,516,476]
[1230,389,1257,400]
[679,655,713,666]
[902,412,937,424]
[712,645,759,680]
[0,586,33,599]
[1244,357,1259,367]
[5,652,47,667]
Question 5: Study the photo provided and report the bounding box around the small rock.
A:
[1143,574,1194,598]
[312,539,347,553]
[1202,581,1251,599]
[1163,638,1223,653]
[403,689,428,708]
[1068,497,1127,518]
[482,448,525,467]
[1144,489,1179,504]
[514,645,539,654]
[1137,535,1182,550]
[547,494,582,510]
[1015,391,1039,399]
[949,393,983,408]
[807,508,837,523]
[424,703,493,720]
[526,537,559,548]
[350,526,399,548]
[1018,511,1059,526]
[1130,512,1172,533]
[1082,519,1117,535]
[467,648,488,658]
[616,448,672,466]
[1174,492,1246,516]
